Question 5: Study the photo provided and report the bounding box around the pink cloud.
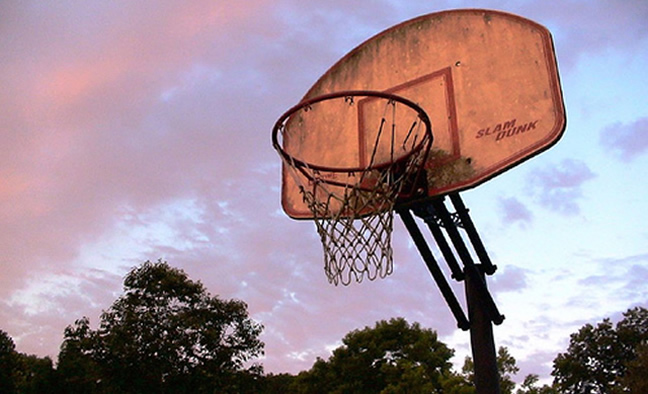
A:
[498,197,534,226]
[1,0,275,272]
[0,0,283,361]
[603,117,648,161]
[519,0,648,69]
[490,265,529,293]
[526,159,596,215]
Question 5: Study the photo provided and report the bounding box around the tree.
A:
[58,260,264,393]
[0,330,58,394]
[461,346,520,393]
[57,317,102,393]
[516,374,557,394]
[12,353,57,394]
[618,342,648,392]
[292,317,455,393]
[551,306,648,393]
[258,373,297,393]
[0,330,18,393]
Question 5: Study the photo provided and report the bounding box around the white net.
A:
[299,172,397,285]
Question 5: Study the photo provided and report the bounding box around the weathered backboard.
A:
[280,9,566,219]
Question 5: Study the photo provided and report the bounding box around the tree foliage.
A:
[618,341,648,392]
[551,306,648,393]
[57,317,102,393]
[461,346,519,393]
[13,353,57,394]
[5,257,646,393]
[58,260,264,393]
[0,330,57,394]
[515,374,557,394]
[0,330,18,393]
[290,317,455,393]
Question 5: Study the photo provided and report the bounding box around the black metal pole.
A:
[466,265,500,394]
[449,193,497,275]
[400,196,502,393]
[431,198,504,324]
[413,203,465,281]
[398,208,470,330]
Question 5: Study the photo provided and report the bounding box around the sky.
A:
[1,0,647,385]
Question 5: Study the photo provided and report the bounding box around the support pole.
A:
[413,203,465,281]
[431,198,504,324]
[399,195,503,393]
[466,265,500,394]
[398,208,470,330]
[449,193,497,275]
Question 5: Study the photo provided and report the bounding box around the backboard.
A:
[279,9,566,219]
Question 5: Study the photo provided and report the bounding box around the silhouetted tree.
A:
[515,374,557,394]
[551,306,648,393]
[13,353,57,394]
[0,329,18,393]
[1,330,58,393]
[58,260,264,393]
[291,317,455,393]
[57,317,102,393]
[461,346,519,393]
[257,373,297,393]
[618,341,648,392]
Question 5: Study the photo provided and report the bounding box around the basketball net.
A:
[274,91,432,285]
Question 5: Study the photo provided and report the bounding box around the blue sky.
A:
[1,0,647,385]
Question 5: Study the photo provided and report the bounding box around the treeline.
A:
[1,260,646,393]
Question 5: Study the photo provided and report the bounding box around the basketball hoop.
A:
[272,91,433,285]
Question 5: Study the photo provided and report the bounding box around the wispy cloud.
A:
[525,159,596,215]
[498,197,534,227]
[519,0,648,69]
[491,265,529,293]
[602,117,648,161]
